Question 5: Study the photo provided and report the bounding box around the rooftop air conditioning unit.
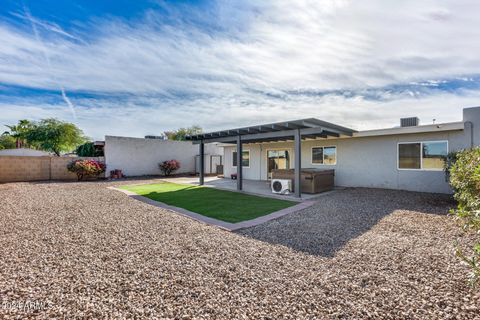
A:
[400,117,420,127]
[271,179,292,194]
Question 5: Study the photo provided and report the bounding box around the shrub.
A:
[67,159,106,181]
[0,134,17,150]
[76,142,103,157]
[159,160,180,176]
[448,147,480,285]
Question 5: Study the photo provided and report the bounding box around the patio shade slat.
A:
[186,118,356,143]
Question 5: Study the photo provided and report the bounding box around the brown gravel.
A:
[0,180,478,319]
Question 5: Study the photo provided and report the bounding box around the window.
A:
[399,143,421,169]
[232,150,250,167]
[312,146,337,165]
[422,142,448,169]
[267,150,290,173]
[323,147,337,165]
[398,141,447,170]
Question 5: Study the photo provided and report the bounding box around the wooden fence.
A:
[0,156,105,183]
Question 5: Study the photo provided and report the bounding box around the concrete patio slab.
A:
[157,176,322,201]
[109,186,315,231]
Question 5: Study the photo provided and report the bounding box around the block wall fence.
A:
[0,156,105,183]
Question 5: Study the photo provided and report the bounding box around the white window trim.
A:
[397,140,448,171]
[232,149,250,168]
[311,146,337,166]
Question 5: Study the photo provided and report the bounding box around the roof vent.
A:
[400,117,420,127]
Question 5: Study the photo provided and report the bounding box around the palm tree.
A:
[5,119,33,148]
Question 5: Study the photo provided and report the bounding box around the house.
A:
[187,106,480,196]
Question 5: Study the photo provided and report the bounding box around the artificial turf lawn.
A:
[120,182,296,223]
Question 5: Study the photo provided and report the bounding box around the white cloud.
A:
[1,89,478,140]
[0,0,479,139]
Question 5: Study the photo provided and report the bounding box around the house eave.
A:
[353,121,465,138]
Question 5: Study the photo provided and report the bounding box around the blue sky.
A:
[1,0,480,140]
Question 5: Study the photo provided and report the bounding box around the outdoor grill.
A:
[271,169,334,194]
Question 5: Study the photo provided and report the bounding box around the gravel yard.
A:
[0,180,478,319]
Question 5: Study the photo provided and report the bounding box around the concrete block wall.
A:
[0,156,51,182]
[0,156,105,183]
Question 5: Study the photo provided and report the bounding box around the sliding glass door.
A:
[267,150,290,178]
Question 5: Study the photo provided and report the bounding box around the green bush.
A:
[0,134,17,150]
[76,142,103,157]
[448,147,480,285]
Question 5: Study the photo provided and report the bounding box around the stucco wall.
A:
[105,136,221,177]
[463,106,480,147]
[222,125,474,194]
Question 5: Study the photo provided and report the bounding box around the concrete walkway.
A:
[110,187,315,231]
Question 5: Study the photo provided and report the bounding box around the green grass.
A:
[120,182,296,223]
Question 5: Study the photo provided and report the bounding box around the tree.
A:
[0,133,16,150]
[26,118,86,156]
[5,119,33,148]
[164,126,202,141]
[76,142,103,157]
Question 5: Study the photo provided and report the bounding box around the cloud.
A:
[1,88,478,140]
[0,0,479,139]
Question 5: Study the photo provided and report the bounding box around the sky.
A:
[0,0,479,140]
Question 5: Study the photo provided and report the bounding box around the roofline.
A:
[187,117,465,144]
[354,121,464,138]
[214,121,465,145]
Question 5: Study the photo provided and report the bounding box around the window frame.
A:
[266,148,292,170]
[397,140,448,171]
[232,149,250,168]
[311,145,337,165]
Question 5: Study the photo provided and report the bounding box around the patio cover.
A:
[186,118,356,197]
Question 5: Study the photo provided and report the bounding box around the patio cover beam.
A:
[194,126,329,144]
[187,118,356,144]
[294,129,301,198]
[187,118,355,144]
[199,140,204,185]
[236,135,242,191]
